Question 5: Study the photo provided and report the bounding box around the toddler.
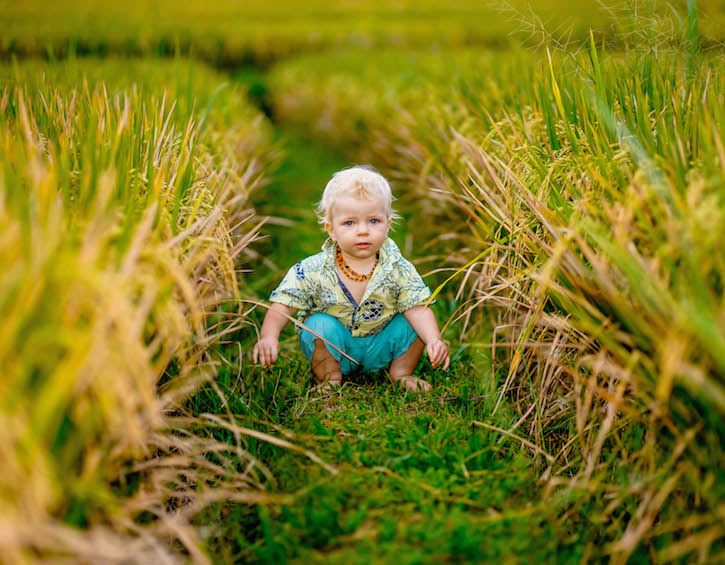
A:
[252,165,449,392]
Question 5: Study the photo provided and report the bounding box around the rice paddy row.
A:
[264,26,725,562]
[0,57,277,562]
[3,0,725,67]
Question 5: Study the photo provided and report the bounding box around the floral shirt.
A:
[269,237,432,337]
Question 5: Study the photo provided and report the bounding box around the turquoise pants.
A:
[299,313,419,375]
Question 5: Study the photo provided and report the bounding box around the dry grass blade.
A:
[472,421,555,463]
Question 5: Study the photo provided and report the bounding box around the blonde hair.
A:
[316,165,399,225]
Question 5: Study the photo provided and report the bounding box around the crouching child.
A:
[253,165,449,392]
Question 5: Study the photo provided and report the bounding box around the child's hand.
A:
[253,337,280,369]
[426,338,450,371]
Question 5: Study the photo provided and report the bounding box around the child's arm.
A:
[403,305,450,371]
[253,303,299,368]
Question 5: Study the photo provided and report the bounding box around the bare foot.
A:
[391,376,432,393]
[312,380,341,394]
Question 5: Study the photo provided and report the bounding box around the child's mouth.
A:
[355,243,370,248]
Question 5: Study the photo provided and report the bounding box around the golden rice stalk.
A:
[0,79,279,562]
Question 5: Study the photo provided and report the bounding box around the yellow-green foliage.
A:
[0,59,275,561]
[267,47,540,161]
[3,0,698,65]
[2,0,723,65]
[267,37,725,561]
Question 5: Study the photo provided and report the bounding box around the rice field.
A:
[0,1,604,65]
[3,0,724,66]
[1,1,724,563]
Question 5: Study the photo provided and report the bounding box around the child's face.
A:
[325,194,391,261]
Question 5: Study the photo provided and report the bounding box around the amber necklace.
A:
[336,245,378,282]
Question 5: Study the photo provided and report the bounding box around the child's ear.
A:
[325,221,334,240]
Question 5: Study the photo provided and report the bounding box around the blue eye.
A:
[370,218,379,224]
[344,221,354,226]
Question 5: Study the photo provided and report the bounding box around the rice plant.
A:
[0,59,279,562]
[437,41,725,563]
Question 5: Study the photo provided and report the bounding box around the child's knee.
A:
[304,313,341,338]
[387,313,414,332]
[386,314,418,347]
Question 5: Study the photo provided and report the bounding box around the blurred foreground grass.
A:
[0,58,278,561]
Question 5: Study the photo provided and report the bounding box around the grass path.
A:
[195,361,597,563]
[191,68,600,564]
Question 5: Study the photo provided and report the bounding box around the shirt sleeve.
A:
[396,261,434,312]
[269,262,313,311]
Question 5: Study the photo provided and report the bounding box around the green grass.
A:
[189,339,609,564]
[246,128,351,288]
